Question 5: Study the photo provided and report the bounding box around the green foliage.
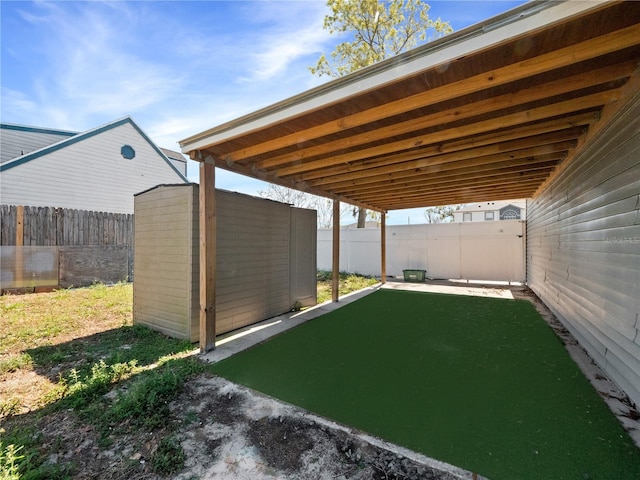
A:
[317,270,378,303]
[56,360,139,410]
[97,357,205,432]
[310,0,452,78]
[0,353,32,376]
[424,204,463,223]
[0,442,23,480]
[151,436,186,474]
[0,399,21,419]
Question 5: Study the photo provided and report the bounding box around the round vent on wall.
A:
[121,145,135,159]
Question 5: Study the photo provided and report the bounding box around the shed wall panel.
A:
[134,185,193,340]
[215,191,292,333]
[134,185,316,342]
[527,93,640,407]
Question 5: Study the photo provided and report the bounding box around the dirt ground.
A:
[25,373,475,480]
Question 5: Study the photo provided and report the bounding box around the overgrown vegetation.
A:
[0,283,203,479]
[1,275,376,479]
[316,270,379,303]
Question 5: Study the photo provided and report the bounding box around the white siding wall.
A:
[527,93,640,407]
[318,220,526,282]
[1,122,185,214]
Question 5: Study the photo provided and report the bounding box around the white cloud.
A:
[236,1,332,82]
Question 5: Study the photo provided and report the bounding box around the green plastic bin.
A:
[403,269,426,282]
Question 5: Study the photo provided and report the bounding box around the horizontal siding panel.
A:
[134,185,311,339]
[1,122,186,213]
[527,94,640,407]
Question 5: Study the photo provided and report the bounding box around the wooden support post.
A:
[380,213,386,284]
[199,160,216,353]
[15,205,24,288]
[16,205,24,246]
[332,199,340,302]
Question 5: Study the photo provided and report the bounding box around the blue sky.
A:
[1,0,526,224]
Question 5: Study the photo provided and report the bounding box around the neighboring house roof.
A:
[0,116,189,214]
[0,123,78,164]
[457,200,526,213]
[0,117,187,181]
[160,147,187,164]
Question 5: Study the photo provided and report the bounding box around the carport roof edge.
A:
[179,0,559,151]
[179,0,640,211]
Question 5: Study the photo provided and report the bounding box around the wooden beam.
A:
[337,158,561,197]
[316,142,573,192]
[15,205,24,288]
[332,199,340,302]
[224,26,640,164]
[534,66,640,197]
[298,124,588,183]
[355,172,553,203]
[199,160,216,353]
[203,149,383,213]
[257,62,633,170]
[15,205,24,246]
[362,174,548,201]
[273,91,612,177]
[380,213,386,284]
[306,131,580,188]
[382,184,542,209]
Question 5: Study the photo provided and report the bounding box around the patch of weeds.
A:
[0,399,22,418]
[0,425,71,480]
[54,360,139,410]
[317,270,378,303]
[0,352,32,375]
[90,357,206,434]
[151,435,186,474]
[82,324,195,368]
[0,441,23,480]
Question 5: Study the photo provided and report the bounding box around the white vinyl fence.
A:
[318,220,526,282]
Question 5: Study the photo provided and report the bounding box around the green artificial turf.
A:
[213,289,640,479]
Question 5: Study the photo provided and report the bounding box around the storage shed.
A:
[133,184,316,341]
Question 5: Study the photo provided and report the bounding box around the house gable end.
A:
[0,117,188,182]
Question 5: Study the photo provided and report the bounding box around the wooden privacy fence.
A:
[0,205,134,292]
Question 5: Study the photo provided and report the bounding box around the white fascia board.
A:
[180,1,601,154]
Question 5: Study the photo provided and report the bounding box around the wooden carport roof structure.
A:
[180,0,640,351]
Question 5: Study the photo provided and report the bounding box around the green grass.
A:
[316,270,378,303]
[0,283,206,479]
[214,289,640,480]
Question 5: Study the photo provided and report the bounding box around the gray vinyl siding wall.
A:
[527,93,640,407]
[0,127,75,164]
[134,184,316,341]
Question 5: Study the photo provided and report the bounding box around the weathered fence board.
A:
[0,205,134,292]
[59,246,130,288]
[0,205,133,246]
